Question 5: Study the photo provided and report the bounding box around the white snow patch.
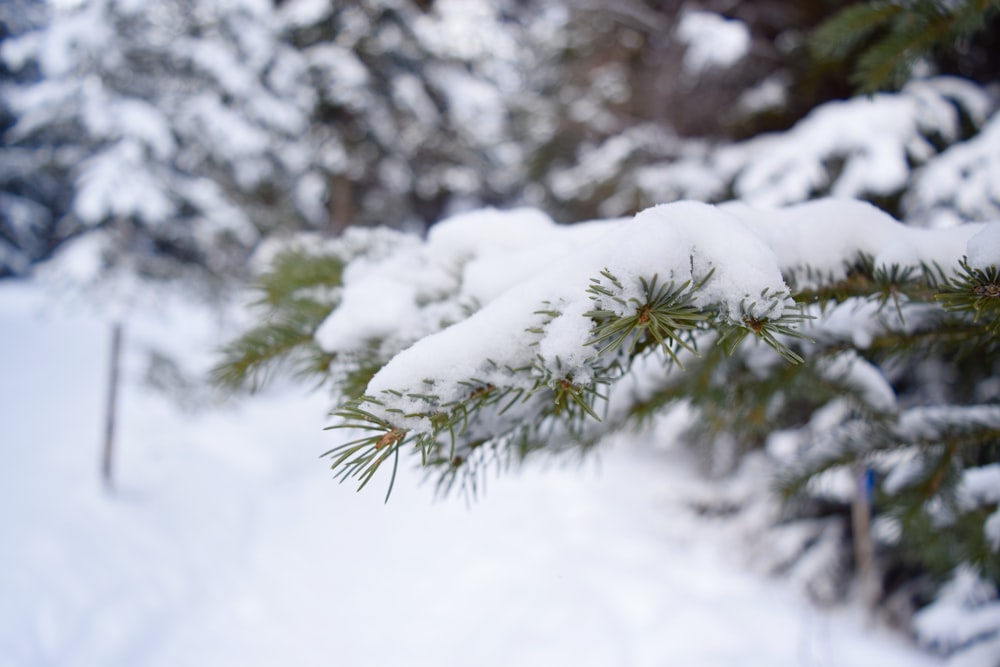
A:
[913,566,1000,657]
[676,11,751,75]
[315,276,419,352]
[966,223,1000,270]
[816,351,897,413]
[74,142,175,226]
[985,511,1000,553]
[959,463,1000,508]
[430,65,507,144]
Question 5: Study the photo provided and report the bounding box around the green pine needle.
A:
[812,0,1000,93]
[937,259,1000,332]
[585,271,710,365]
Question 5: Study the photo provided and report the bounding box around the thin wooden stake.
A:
[852,464,880,612]
[102,322,124,492]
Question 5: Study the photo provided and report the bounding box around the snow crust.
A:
[722,198,982,283]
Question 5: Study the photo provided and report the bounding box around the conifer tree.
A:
[277,0,556,232]
[0,0,318,280]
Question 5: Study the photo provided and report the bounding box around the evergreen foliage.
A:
[813,0,1000,93]
[213,248,342,394]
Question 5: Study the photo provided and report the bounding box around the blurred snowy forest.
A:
[4,1,1000,665]
[5,0,998,282]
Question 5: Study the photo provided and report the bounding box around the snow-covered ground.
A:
[0,280,942,667]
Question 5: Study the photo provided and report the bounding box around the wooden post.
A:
[102,322,123,492]
[852,464,880,612]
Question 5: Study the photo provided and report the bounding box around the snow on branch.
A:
[631,77,997,215]
[215,199,995,497]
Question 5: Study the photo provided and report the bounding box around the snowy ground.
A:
[0,280,943,667]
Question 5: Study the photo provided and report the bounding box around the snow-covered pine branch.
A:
[216,198,997,493]
[216,186,1000,667]
[579,77,998,222]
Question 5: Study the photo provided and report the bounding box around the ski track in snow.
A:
[0,282,941,667]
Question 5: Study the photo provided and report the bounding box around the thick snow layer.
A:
[0,281,944,667]
[730,78,990,207]
[362,201,790,424]
[337,200,981,426]
[722,198,982,283]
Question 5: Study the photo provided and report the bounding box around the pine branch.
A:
[812,0,1000,93]
[325,400,412,502]
[211,307,335,393]
[212,248,344,394]
[584,269,710,364]
[777,405,1000,500]
[717,299,812,365]
[321,267,820,497]
[853,18,943,93]
[792,254,945,309]
[811,1,904,61]
[937,259,1000,333]
[255,250,343,309]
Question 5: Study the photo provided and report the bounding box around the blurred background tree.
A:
[5,0,999,281]
[1,0,323,282]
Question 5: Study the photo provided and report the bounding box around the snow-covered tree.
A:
[0,0,59,277]
[0,0,318,280]
[277,0,562,232]
[635,76,997,213]
[543,1,1000,223]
